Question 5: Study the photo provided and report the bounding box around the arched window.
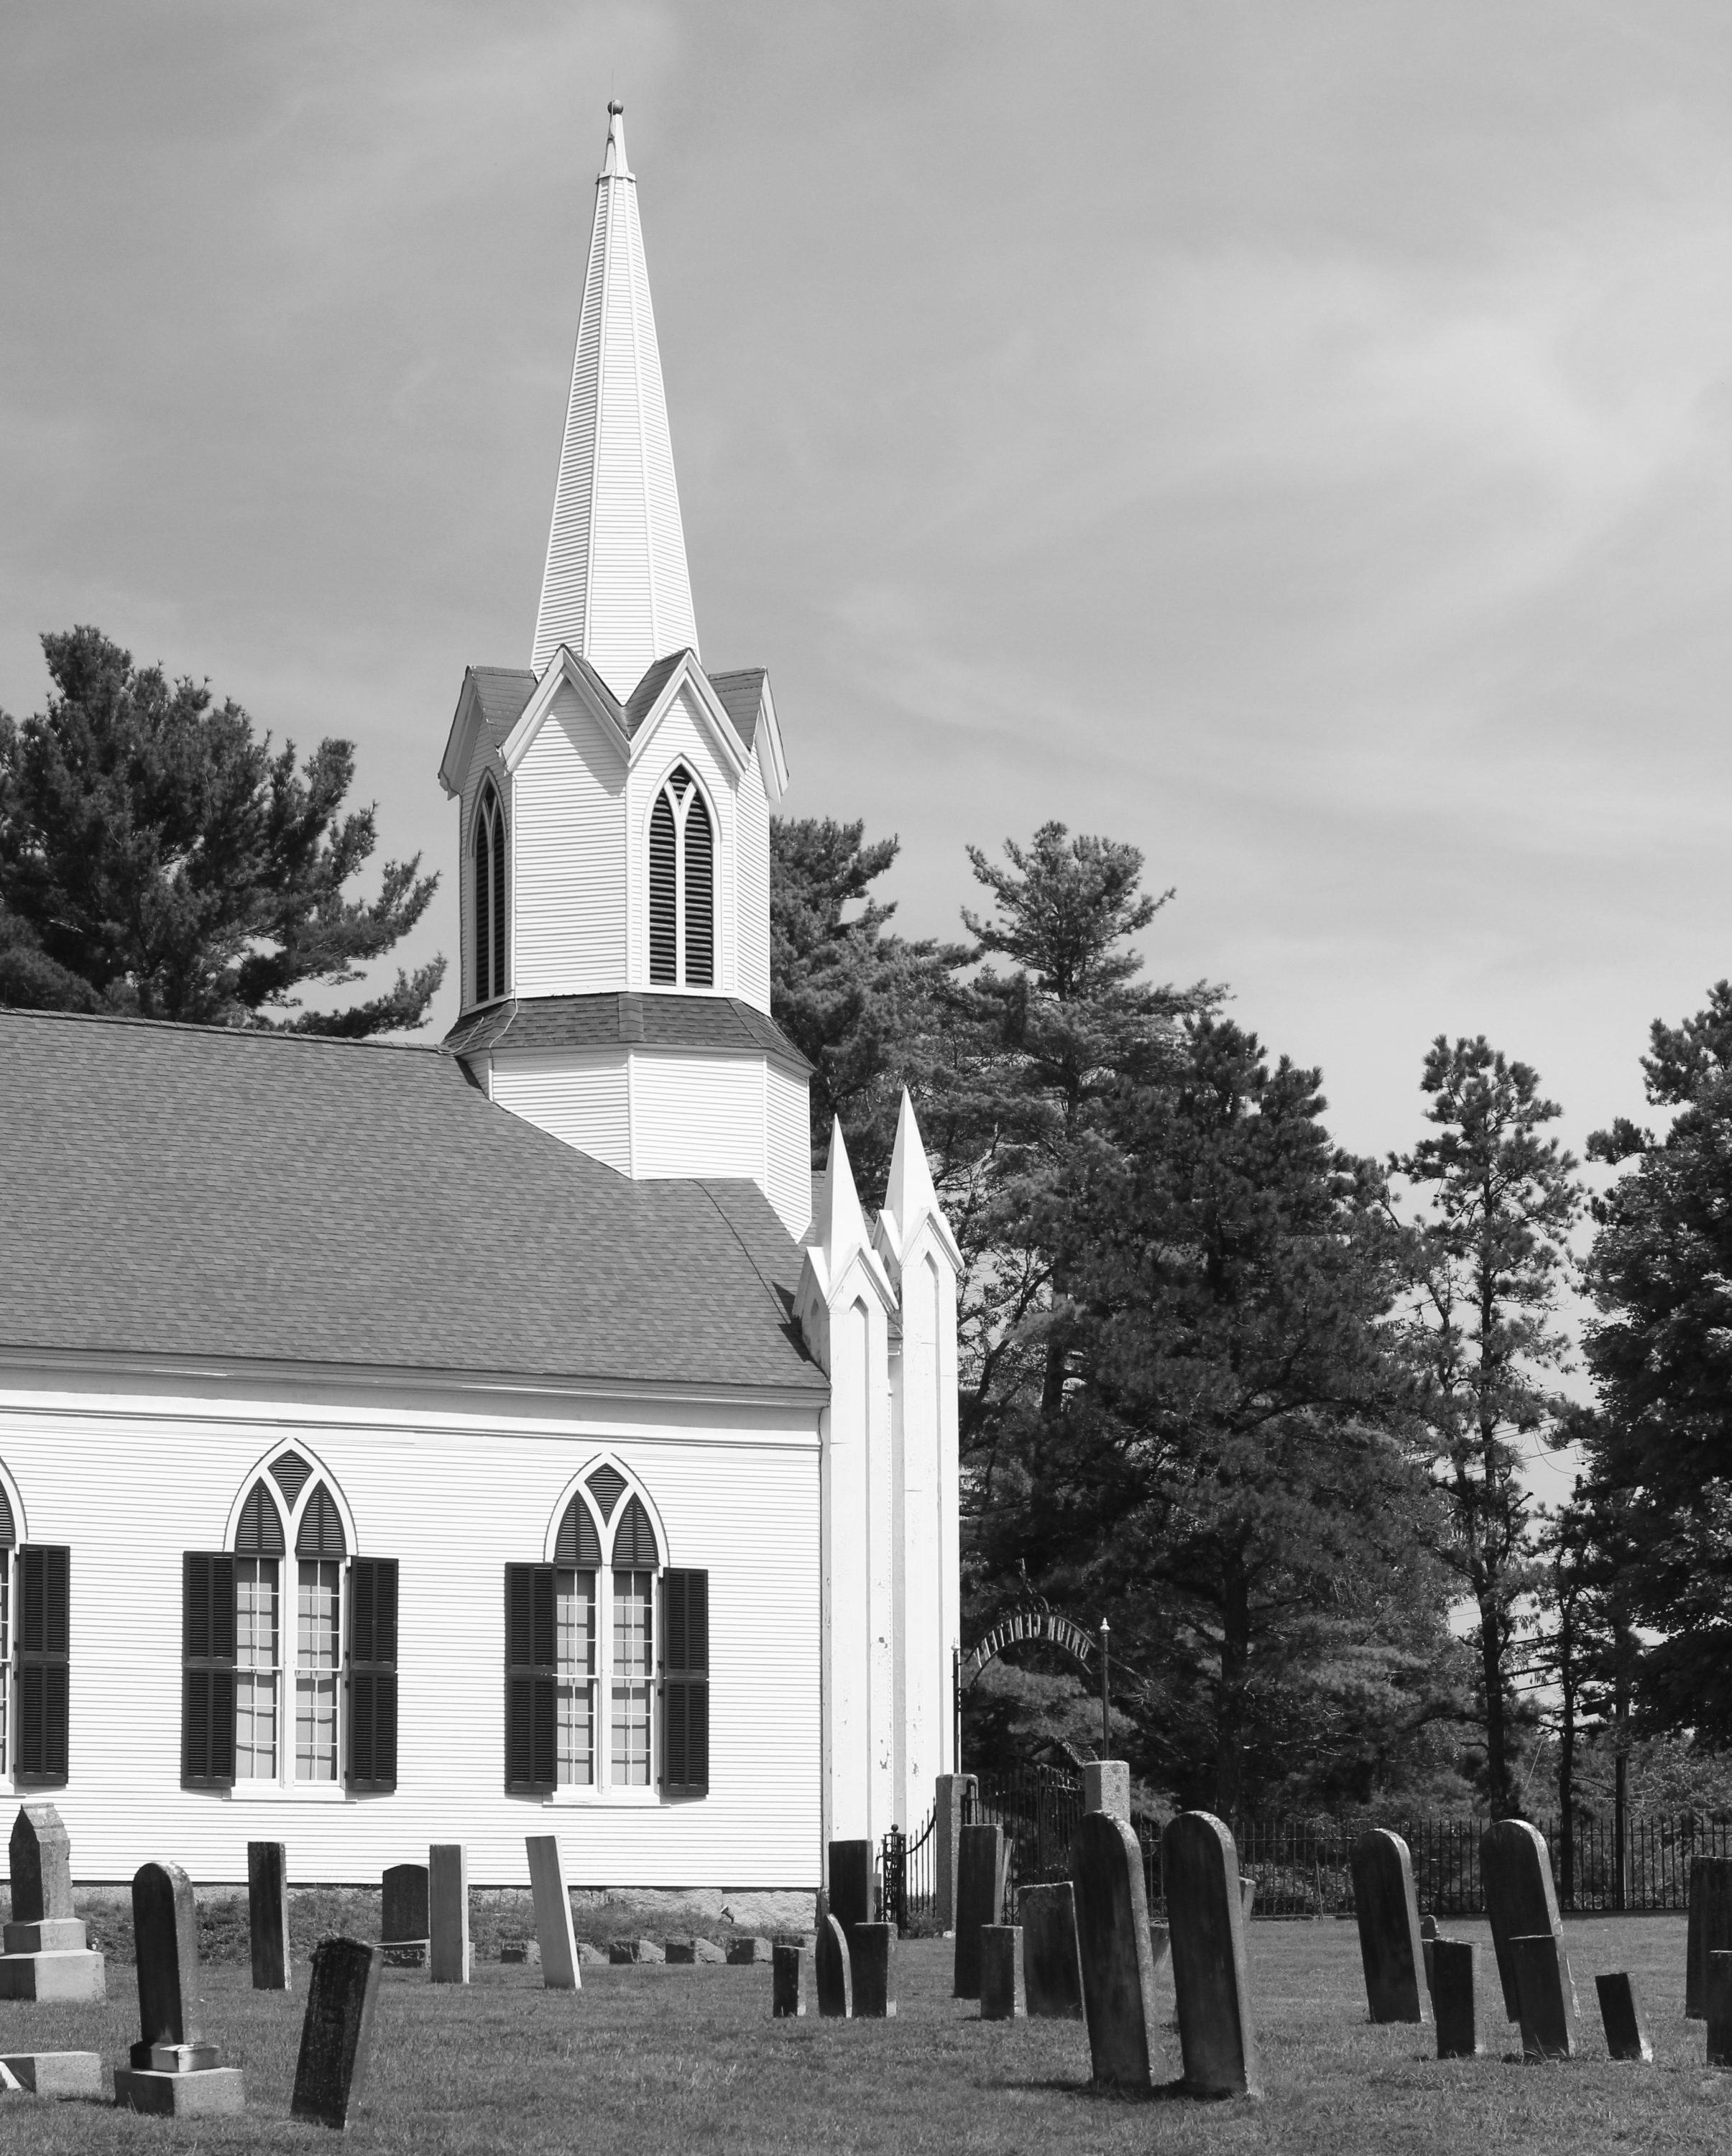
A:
[0,1467,71,1792]
[647,765,714,989]
[472,778,507,1003]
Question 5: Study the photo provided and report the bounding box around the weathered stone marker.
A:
[772,1942,811,2017]
[1688,1856,1732,2020]
[381,1861,429,1968]
[829,1838,877,1954]
[853,1921,896,2017]
[1239,1876,1256,1919]
[428,1843,470,1985]
[952,1822,1004,1999]
[112,1862,244,2116]
[0,2053,103,2098]
[248,1841,290,1992]
[0,1802,104,2001]
[525,1835,580,1991]
[980,1924,1026,2020]
[1019,1881,1084,2019]
[291,1938,382,2130]
[1164,1810,1261,2099]
[934,1773,977,1932]
[1708,1950,1732,2068]
[728,1936,773,1965]
[1481,1818,1574,2035]
[1071,1810,1161,2089]
[1350,1828,1429,2025]
[1595,1971,1652,2063]
[1432,1938,1480,2059]
[1084,1760,1130,1820]
[1421,1912,1438,1997]
[815,1912,852,2018]
[1511,1932,1575,2060]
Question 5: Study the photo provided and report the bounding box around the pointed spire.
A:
[533,101,699,696]
[815,1118,867,1279]
[885,1090,939,1246]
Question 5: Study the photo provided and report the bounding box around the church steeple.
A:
[531,102,699,695]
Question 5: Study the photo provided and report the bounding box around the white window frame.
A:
[228,1465,354,1805]
[554,1566,599,1791]
[543,1484,663,1808]
[647,763,717,992]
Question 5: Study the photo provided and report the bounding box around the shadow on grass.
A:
[1008,2076,1252,2105]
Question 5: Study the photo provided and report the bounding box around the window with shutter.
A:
[17,1546,70,1789]
[504,1564,558,1795]
[347,1557,399,1794]
[182,1551,236,1790]
[661,1568,709,1798]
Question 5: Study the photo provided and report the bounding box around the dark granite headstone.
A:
[952,1823,1003,2000]
[1019,1882,1084,2019]
[1164,1810,1261,2099]
[1149,1920,1171,1971]
[1481,1819,1572,2030]
[247,1842,290,1992]
[130,1863,206,2066]
[772,1942,811,2017]
[9,1805,72,1924]
[1432,1938,1480,2058]
[1595,1971,1652,2063]
[1688,1856,1732,2021]
[1071,1810,1161,2089]
[852,1922,896,2017]
[828,1839,876,1953]
[980,1925,1025,2020]
[381,1862,428,1967]
[1511,1932,1575,2059]
[1350,1828,1429,2025]
[1421,1912,1437,1998]
[815,1913,852,2019]
[1708,1950,1732,2068]
[290,1938,382,2129]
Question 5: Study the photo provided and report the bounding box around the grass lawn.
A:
[0,1916,1726,2151]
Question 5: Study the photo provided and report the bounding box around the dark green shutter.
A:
[504,1565,556,1795]
[661,1569,709,1797]
[17,1546,70,1788]
[182,1552,236,1789]
[347,1557,399,1794]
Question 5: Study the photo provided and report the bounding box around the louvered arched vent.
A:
[683,790,714,987]
[473,778,507,1003]
[270,1450,313,1506]
[0,1482,15,1549]
[555,1493,602,1567]
[586,1464,627,1521]
[613,1494,659,1568]
[648,763,716,989]
[236,1480,285,1556]
[649,790,677,984]
[296,1483,347,1560]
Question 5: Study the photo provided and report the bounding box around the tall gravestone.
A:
[428,1844,470,1985]
[1708,1950,1732,2068]
[111,1863,244,2116]
[853,1922,896,2018]
[953,1823,1003,2000]
[1020,1881,1084,2019]
[815,1912,852,2018]
[525,1835,580,1991]
[1164,1811,1261,2099]
[772,1942,811,2017]
[934,1774,977,1932]
[1595,1972,1652,2063]
[828,1840,876,1955]
[291,1938,382,2129]
[0,1803,103,2001]
[1687,1856,1732,2020]
[248,1841,290,1991]
[980,1925,1026,2020]
[1432,1938,1480,2059]
[1071,1810,1162,2089]
[1350,1829,1429,2025]
[1511,1932,1575,2060]
[1480,1820,1575,2043]
[382,1862,429,1968]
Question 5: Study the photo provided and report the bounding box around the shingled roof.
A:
[0,1009,823,1396]
[443,991,811,1073]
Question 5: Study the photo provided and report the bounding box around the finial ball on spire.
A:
[608,99,625,116]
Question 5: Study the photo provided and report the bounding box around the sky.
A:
[5,0,1732,1210]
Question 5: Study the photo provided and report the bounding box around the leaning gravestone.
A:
[1165,1811,1261,2099]
[428,1844,469,1985]
[382,1862,429,1968]
[111,1862,244,2116]
[853,1922,896,2018]
[1350,1828,1429,2025]
[829,1839,877,1954]
[0,1802,104,2000]
[1480,1818,1576,2040]
[815,1912,852,2018]
[772,1942,811,2017]
[980,1925,1026,2020]
[1688,1856,1732,2020]
[248,1841,290,1992]
[291,1938,382,2129]
[1432,1938,1480,2059]
[953,1823,1004,2000]
[525,1835,580,1991]
[1020,1882,1084,2019]
[1595,1971,1652,2063]
[1071,1810,1162,2089]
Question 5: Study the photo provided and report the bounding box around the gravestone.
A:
[1480,1818,1575,2036]
[728,1937,773,1965]
[772,1942,811,2017]
[1019,1882,1084,2019]
[112,1862,244,2116]
[1511,1932,1575,2060]
[853,1922,896,2017]
[1149,1920,1171,1971]
[1432,1938,1480,2059]
[1688,1856,1732,2020]
[1239,1876,1256,1918]
[1708,1950,1732,2069]
[980,1925,1026,2020]
[1164,1810,1261,2099]
[1071,1810,1162,2089]
[829,1839,877,1954]
[665,1937,727,1965]
[248,1841,290,1992]
[1350,1828,1429,2025]
[952,1822,1003,1999]
[428,1844,469,1984]
[0,2053,103,2098]
[934,1774,977,1932]
[290,1938,382,2129]
[1595,1971,1652,2063]
[1421,1912,1438,1997]
[525,1835,580,1991]
[381,1862,429,1968]
[0,1802,104,2001]
[499,1939,539,1965]
[815,1912,852,2018]
[1083,1760,1130,1820]
[609,1938,664,1963]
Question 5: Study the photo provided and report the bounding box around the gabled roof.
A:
[471,666,538,732]
[0,1009,823,1396]
[443,991,811,1075]
[707,668,768,754]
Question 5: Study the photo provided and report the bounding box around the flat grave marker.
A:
[1165,1810,1261,2099]
[291,1938,382,2130]
[0,2053,102,2099]
[1019,1882,1084,2019]
[1071,1809,1162,2090]
[1350,1828,1429,2025]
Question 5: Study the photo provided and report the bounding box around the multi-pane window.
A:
[295,1560,341,1782]
[647,765,714,988]
[611,1569,653,1786]
[234,1559,280,1779]
[556,1569,596,1787]
[472,779,507,1003]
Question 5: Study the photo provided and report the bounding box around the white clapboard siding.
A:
[490,1050,632,1174]
[630,1055,763,1184]
[736,748,772,1014]
[0,1378,819,1888]
[898,1250,947,1822]
[511,683,627,999]
[765,1064,814,1239]
[626,691,737,993]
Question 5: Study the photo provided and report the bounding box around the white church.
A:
[0,104,960,1897]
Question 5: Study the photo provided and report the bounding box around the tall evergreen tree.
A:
[0,627,442,1033]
